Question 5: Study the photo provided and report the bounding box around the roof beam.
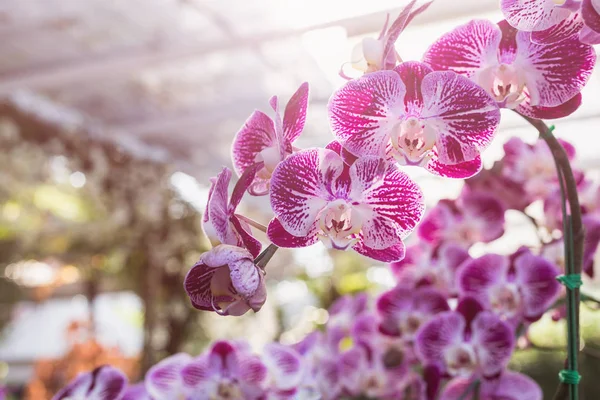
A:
[0,0,497,94]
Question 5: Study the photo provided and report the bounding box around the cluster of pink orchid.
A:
[52,0,600,399]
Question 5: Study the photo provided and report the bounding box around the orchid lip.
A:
[317,199,362,250]
[477,64,527,108]
[390,117,436,166]
[444,343,477,376]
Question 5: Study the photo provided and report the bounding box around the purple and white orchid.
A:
[145,353,192,399]
[440,371,542,400]
[329,61,501,179]
[184,244,267,316]
[423,19,596,119]
[203,165,263,257]
[415,307,515,379]
[457,251,561,323]
[391,242,472,296]
[267,148,425,262]
[418,190,505,248]
[52,366,127,400]
[501,0,600,45]
[377,286,449,339]
[231,82,309,196]
[182,341,268,400]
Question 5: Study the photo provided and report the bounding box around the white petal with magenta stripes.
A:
[328,71,406,157]
[422,19,501,77]
[146,353,192,400]
[269,149,341,237]
[283,82,309,143]
[231,110,277,176]
[421,71,500,165]
[359,164,425,241]
[514,31,596,107]
[500,0,571,31]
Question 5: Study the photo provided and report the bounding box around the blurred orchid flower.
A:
[145,353,192,400]
[440,371,542,400]
[349,0,434,74]
[503,136,580,202]
[327,292,370,332]
[329,62,500,179]
[52,366,127,400]
[418,190,505,248]
[262,343,304,398]
[267,148,425,262]
[423,19,596,119]
[457,250,560,323]
[203,165,263,257]
[184,244,267,316]
[231,82,309,196]
[121,384,151,400]
[390,242,472,296]
[501,0,600,45]
[377,286,449,339]
[415,303,514,378]
[182,341,268,400]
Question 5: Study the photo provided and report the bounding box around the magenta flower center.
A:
[489,283,522,317]
[444,343,477,376]
[317,199,363,250]
[477,64,526,108]
[390,117,436,166]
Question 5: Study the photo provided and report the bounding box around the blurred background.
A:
[0,0,599,398]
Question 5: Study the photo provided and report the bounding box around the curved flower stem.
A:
[518,113,584,400]
[235,214,268,233]
[254,243,279,270]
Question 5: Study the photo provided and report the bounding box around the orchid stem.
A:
[518,113,584,400]
[235,214,268,233]
[456,379,480,400]
[254,244,279,270]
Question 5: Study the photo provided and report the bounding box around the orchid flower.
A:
[501,0,600,45]
[390,242,472,296]
[415,305,514,378]
[267,148,425,262]
[145,353,192,400]
[52,366,127,400]
[423,19,596,119]
[182,341,268,400]
[261,343,304,398]
[350,0,433,73]
[418,190,505,248]
[184,244,267,316]
[121,384,151,400]
[329,61,501,179]
[326,292,369,332]
[502,136,581,202]
[377,286,449,339]
[440,371,542,400]
[231,82,309,196]
[457,251,560,323]
[203,165,263,257]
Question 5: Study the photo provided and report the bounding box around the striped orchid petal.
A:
[423,19,595,117]
[203,166,262,258]
[52,366,127,400]
[329,61,499,178]
[145,354,192,400]
[500,0,572,31]
[184,245,266,316]
[268,149,424,262]
[231,83,309,195]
